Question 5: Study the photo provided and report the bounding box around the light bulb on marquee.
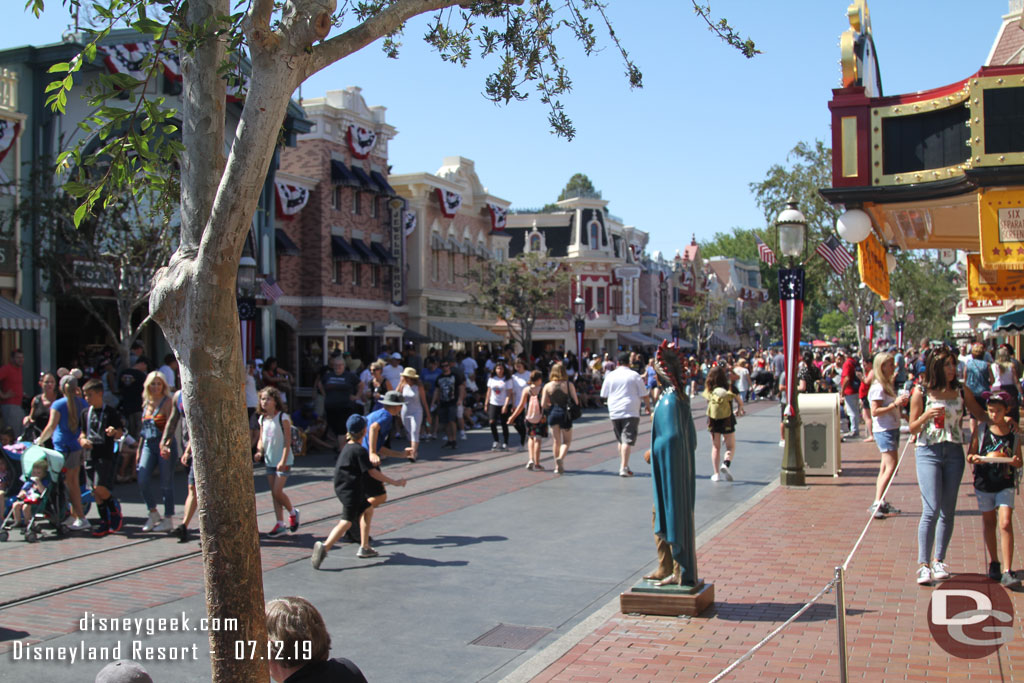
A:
[836,208,872,244]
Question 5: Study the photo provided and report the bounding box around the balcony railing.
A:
[0,68,16,113]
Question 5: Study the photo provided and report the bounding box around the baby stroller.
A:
[0,445,69,543]
[751,369,776,400]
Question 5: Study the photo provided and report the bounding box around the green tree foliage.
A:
[462,251,570,354]
[557,172,601,200]
[888,251,959,343]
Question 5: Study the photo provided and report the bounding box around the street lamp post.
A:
[237,256,258,365]
[865,313,875,354]
[754,321,762,354]
[573,296,586,364]
[671,310,681,348]
[777,200,807,487]
[894,300,905,350]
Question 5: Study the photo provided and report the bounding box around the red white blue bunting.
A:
[0,119,21,165]
[274,181,310,217]
[436,188,462,218]
[99,41,247,100]
[404,211,417,237]
[487,203,507,230]
[347,125,377,159]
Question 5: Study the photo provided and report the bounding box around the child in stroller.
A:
[0,445,69,543]
[751,366,775,401]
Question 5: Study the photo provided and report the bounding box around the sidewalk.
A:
[523,435,1024,682]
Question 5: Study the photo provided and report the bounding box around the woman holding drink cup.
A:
[909,347,991,585]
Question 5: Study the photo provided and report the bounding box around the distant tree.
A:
[2,162,177,366]
[463,251,571,355]
[558,172,601,200]
[676,288,730,358]
[817,310,856,345]
[888,252,959,343]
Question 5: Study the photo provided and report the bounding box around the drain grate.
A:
[469,623,553,650]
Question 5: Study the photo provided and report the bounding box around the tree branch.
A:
[308,0,476,78]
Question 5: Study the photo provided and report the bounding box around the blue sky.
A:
[8,1,1014,257]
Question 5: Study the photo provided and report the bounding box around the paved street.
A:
[0,398,785,681]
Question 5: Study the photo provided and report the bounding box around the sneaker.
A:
[619,468,634,477]
[534,462,545,471]
[91,521,110,538]
[311,541,327,570]
[174,524,190,543]
[357,546,379,558]
[916,565,932,585]
[289,508,300,533]
[69,517,91,532]
[459,431,467,440]
[500,442,509,451]
[142,510,162,532]
[778,439,786,447]
[491,442,500,451]
[268,522,287,538]
[446,440,457,449]
[990,562,1003,581]
[869,502,886,519]
[931,561,951,581]
[879,501,900,515]
[154,516,174,533]
[1001,571,1022,588]
[525,462,535,470]
[711,473,721,482]
[719,464,733,482]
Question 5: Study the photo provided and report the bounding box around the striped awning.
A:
[428,320,502,343]
[0,298,47,330]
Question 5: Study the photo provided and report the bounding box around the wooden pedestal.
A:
[619,579,714,617]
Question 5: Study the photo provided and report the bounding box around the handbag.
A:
[569,390,582,420]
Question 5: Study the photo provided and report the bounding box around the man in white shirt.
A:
[600,351,649,477]
[382,352,404,391]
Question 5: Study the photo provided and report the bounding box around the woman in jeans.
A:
[909,348,989,585]
[137,371,175,533]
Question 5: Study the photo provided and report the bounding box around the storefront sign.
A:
[389,197,406,306]
[71,259,148,294]
[857,232,890,299]
[963,298,1004,310]
[979,189,1024,270]
[967,253,1024,300]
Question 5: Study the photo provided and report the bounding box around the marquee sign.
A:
[389,198,407,306]
[857,231,890,299]
[979,189,1024,270]
[967,253,1024,300]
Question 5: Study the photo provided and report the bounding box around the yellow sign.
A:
[979,189,1024,270]
[857,232,889,300]
[967,254,1024,300]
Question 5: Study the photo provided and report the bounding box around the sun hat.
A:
[380,390,405,406]
[401,367,419,379]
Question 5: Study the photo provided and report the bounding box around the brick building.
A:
[277,87,407,396]
[390,157,509,349]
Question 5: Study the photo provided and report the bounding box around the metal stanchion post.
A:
[834,566,848,683]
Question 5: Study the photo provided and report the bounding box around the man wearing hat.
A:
[364,391,414,467]
[382,352,405,394]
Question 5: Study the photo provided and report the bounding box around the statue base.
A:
[619,578,714,617]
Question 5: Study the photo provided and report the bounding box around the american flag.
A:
[587,308,601,321]
[755,234,776,266]
[815,234,854,275]
[838,300,850,313]
[261,274,284,303]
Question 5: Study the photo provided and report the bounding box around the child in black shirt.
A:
[79,379,124,536]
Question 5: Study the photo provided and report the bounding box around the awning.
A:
[349,238,380,264]
[617,332,661,348]
[275,228,299,255]
[994,307,1024,332]
[349,165,377,191]
[370,241,395,264]
[428,320,503,343]
[0,298,47,330]
[331,235,359,260]
[330,160,359,187]
[370,170,396,196]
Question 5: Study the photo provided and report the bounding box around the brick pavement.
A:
[529,435,1024,682]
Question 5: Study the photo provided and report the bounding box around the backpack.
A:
[261,413,306,458]
[525,390,542,423]
[706,387,734,420]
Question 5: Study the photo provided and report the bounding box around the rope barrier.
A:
[707,430,916,681]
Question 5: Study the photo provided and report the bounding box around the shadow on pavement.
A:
[375,534,507,549]
[707,602,872,623]
[0,627,31,642]
[316,551,470,572]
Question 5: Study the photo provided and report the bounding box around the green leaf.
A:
[73,202,89,228]
[48,62,71,74]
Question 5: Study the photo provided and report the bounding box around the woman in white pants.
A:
[397,368,430,463]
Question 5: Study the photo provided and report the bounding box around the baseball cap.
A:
[391,352,402,360]
[346,414,367,434]
[95,660,153,683]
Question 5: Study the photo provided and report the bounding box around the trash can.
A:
[797,392,842,476]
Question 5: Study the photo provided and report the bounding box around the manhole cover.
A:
[469,623,552,650]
